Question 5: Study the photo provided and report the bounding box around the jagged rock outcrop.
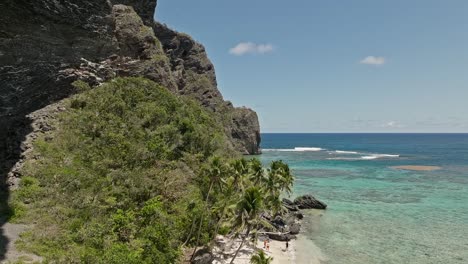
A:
[112,0,157,24]
[282,198,300,211]
[294,194,328,210]
[0,0,260,189]
[152,22,261,154]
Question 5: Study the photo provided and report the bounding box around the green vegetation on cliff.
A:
[10,77,293,263]
[11,78,232,263]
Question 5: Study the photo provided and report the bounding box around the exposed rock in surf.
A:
[294,194,327,209]
[282,198,299,211]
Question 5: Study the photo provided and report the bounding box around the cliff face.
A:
[152,22,261,154]
[0,0,260,187]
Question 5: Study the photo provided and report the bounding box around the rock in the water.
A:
[294,195,327,209]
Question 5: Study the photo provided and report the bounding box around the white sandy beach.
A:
[211,234,325,264]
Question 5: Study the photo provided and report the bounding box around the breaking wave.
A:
[261,147,399,160]
[335,150,360,154]
[328,154,400,160]
[262,147,324,152]
[361,154,400,160]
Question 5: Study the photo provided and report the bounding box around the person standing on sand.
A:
[286,240,289,250]
[263,239,267,249]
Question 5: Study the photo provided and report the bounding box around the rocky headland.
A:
[0,1,262,262]
[0,0,260,190]
[0,1,326,263]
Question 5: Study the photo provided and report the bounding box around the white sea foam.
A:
[294,147,324,151]
[328,153,400,160]
[261,147,324,152]
[261,148,296,152]
[361,155,379,160]
[327,157,361,161]
[361,154,400,160]
[335,150,360,154]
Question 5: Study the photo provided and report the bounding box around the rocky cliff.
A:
[0,0,261,189]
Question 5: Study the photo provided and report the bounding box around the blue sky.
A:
[156,0,468,133]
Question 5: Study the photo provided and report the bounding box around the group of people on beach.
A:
[263,238,290,252]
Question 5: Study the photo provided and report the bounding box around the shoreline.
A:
[259,237,295,264]
[205,195,328,264]
[211,235,297,264]
[211,234,325,264]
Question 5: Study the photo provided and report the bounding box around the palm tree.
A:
[191,156,227,260]
[266,194,287,216]
[182,201,198,246]
[230,158,249,191]
[212,176,238,236]
[269,160,294,195]
[248,158,265,184]
[250,250,273,264]
[230,187,264,264]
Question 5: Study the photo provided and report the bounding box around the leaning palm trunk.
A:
[230,225,251,264]
[190,181,214,260]
[214,216,222,238]
[182,217,197,246]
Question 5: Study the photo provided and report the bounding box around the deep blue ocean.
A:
[258,133,468,264]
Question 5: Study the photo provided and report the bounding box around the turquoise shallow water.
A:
[259,134,468,264]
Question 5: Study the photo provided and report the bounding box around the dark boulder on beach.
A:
[272,215,286,226]
[294,194,327,209]
[294,211,304,219]
[268,233,296,241]
[191,247,213,264]
[289,223,301,235]
[282,198,299,211]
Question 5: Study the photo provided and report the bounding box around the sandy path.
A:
[1,222,41,263]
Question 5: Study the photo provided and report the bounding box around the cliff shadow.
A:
[0,116,33,261]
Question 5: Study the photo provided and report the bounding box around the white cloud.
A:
[229,42,274,56]
[360,56,386,66]
[381,121,403,128]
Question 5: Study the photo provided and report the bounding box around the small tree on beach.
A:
[230,187,264,264]
[250,250,273,264]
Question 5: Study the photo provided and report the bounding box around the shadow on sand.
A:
[0,116,33,262]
